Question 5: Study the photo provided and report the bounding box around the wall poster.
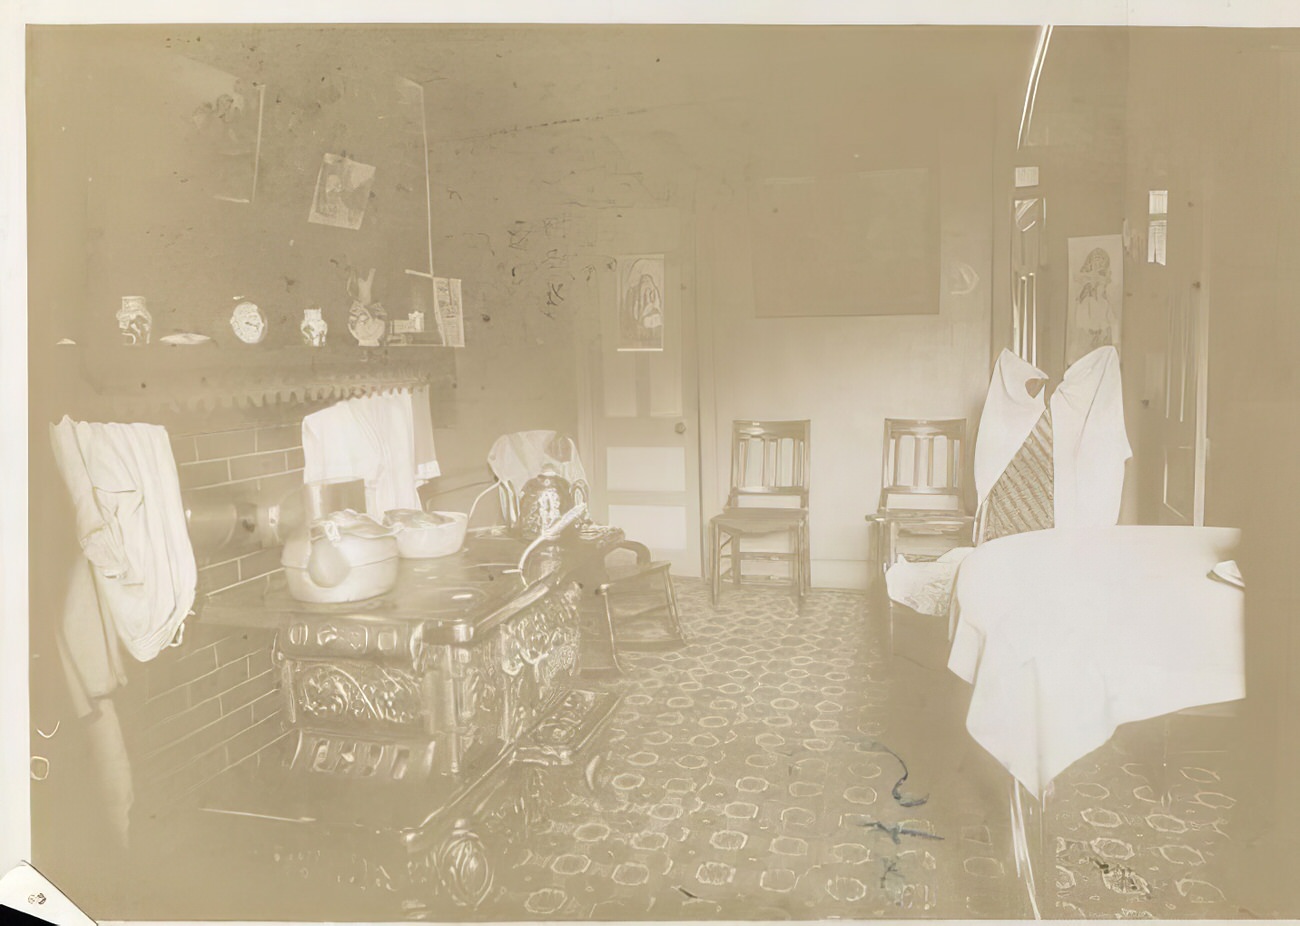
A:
[1066,234,1124,364]
[307,153,377,230]
[616,254,666,352]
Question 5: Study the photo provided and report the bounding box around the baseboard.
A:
[810,559,870,591]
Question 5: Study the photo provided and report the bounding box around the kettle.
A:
[519,464,588,541]
[281,509,400,604]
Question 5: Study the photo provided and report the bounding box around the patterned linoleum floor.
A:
[98,578,1245,921]
[484,579,1243,921]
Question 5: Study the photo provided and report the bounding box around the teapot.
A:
[518,464,588,541]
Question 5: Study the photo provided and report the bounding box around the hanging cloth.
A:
[973,349,1051,511]
[974,407,1055,544]
[971,345,1130,542]
[302,388,430,520]
[49,417,196,663]
[1051,345,1131,528]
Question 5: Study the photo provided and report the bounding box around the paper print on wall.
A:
[170,54,264,204]
[1066,234,1123,365]
[307,154,377,230]
[617,255,666,352]
[434,277,465,348]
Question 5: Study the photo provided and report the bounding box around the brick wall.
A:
[123,407,322,812]
[172,418,307,596]
[129,623,284,810]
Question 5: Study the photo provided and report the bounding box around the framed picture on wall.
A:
[167,55,265,205]
[616,254,666,351]
[308,154,377,230]
[748,167,940,317]
[1066,234,1124,364]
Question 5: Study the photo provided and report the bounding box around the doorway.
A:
[579,207,703,578]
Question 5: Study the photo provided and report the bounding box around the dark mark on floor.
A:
[858,819,945,844]
[863,739,930,808]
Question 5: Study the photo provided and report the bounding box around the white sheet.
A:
[947,525,1244,798]
[972,346,1131,528]
[1051,345,1131,527]
[884,546,974,617]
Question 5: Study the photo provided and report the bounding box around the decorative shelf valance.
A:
[69,343,454,420]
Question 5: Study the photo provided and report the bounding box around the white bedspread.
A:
[947,525,1244,798]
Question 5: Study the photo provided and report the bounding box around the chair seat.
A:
[601,559,673,587]
[712,507,807,533]
[867,510,973,527]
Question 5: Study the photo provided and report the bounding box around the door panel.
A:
[583,207,701,577]
[1159,191,1209,526]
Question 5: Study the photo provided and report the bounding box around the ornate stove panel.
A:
[272,577,585,779]
[287,730,439,782]
[288,660,425,731]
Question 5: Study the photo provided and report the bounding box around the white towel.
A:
[49,417,196,663]
[302,390,432,519]
[410,386,440,481]
[301,401,378,502]
[1051,345,1131,527]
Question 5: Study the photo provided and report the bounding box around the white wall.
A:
[699,102,996,590]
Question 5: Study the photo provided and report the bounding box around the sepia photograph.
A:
[617,255,666,351]
[308,154,378,230]
[1066,234,1124,365]
[5,2,1300,924]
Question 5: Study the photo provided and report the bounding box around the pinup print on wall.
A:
[434,277,465,348]
[170,54,265,204]
[1066,234,1124,365]
[617,254,666,351]
[307,154,377,230]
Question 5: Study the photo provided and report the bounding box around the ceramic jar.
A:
[300,307,328,347]
[117,296,152,345]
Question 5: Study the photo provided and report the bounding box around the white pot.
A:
[384,509,469,559]
[280,510,399,603]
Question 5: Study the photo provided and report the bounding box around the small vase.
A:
[300,307,328,347]
[117,296,152,346]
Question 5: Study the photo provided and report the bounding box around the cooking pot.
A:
[384,508,469,559]
[281,509,399,603]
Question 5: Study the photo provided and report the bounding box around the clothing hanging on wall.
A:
[486,430,588,497]
[48,417,196,663]
[301,387,439,520]
[56,558,127,711]
[411,385,440,481]
[1051,345,1131,528]
[975,407,1055,544]
[972,346,1131,542]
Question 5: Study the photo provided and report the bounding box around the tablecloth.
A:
[947,525,1244,798]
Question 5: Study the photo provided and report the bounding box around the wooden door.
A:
[1159,189,1210,525]
[578,207,702,577]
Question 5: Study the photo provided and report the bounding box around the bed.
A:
[946,524,1245,914]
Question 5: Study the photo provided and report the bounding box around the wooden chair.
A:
[865,418,974,576]
[709,420,811,609]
